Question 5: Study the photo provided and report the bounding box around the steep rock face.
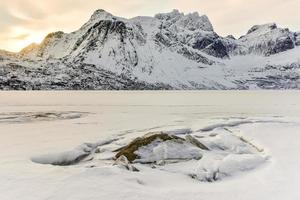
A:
[154,10,229,58]
[236,23,296,56]
[71,19,144,77]
[202,39,229,58]
[191,32,230,58]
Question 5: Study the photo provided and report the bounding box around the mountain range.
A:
[1,9,300,90]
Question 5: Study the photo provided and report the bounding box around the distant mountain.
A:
[1,9,300,90]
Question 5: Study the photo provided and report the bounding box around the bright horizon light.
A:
[4,27,46,52]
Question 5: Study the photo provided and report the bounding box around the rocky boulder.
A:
[115,132,208,163]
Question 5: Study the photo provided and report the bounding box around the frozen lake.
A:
[0,91,300,200]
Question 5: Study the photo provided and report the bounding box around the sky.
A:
[0,0,299,52]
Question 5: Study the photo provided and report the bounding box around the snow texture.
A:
[1,91,300,200]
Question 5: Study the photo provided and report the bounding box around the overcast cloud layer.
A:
[0,0,299,52]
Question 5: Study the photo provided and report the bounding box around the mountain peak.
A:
[154,9,183,21]
[89,9,114,22]
[155,9,213,32]
[92,9,111,16]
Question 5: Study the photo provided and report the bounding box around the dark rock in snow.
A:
[115,132,184,162]
[203,39,229,58]
[185,135,209,150]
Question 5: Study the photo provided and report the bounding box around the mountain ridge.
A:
[0,9,300,90]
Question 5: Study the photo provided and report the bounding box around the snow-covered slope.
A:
[1,9,300,90]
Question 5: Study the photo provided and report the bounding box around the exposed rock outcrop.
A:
[115,132,208,163]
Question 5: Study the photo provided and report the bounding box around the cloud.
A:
[0,7,28,32]
[10,33,30,40]
[0,0,299,51]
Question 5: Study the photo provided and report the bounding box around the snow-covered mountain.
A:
[1,9,300,90]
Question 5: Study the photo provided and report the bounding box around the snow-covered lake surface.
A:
[0,91,300,200]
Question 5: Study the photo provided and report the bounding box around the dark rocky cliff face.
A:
[73,20,127,52]
[265,35,294,55]
[192,34,230,58]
